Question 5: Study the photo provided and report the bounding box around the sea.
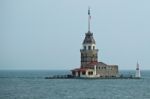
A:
[0,70,150,99]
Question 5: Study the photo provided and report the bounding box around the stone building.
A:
[71,8,118,78]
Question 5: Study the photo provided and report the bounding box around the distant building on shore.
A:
[71,8,119,78]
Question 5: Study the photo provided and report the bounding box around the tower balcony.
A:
[80,49,99,53]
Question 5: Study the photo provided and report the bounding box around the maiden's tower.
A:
[71,8,119,78]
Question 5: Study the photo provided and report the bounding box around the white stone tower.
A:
[80,8,99,68]
[135,62,141,78]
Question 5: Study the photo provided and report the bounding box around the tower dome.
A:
[83,31,96,44]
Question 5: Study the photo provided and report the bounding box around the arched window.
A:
[93,46,95,50]
[88,46,91,50]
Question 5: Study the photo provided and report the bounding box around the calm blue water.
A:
[0,70,150,99]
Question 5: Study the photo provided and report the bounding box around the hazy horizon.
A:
[1,0,150,70]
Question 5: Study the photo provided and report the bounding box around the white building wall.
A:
[80,72,87,78]
[135,70,141,78]
[75,72,78,77]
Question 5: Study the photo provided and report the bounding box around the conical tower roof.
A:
[83,31,96,44]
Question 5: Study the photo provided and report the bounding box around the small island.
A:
[45,8,141,79]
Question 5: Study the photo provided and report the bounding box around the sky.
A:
[0,0,150,70]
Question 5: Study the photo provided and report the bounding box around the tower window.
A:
[88,46,91,50]
[93,46,95,50]
[84,46,86,50]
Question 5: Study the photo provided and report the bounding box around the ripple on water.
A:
[0,70,150,99]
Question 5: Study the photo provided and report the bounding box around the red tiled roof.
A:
[71,68,88,72]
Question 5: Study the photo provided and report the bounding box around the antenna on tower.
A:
[88,7,91,32]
